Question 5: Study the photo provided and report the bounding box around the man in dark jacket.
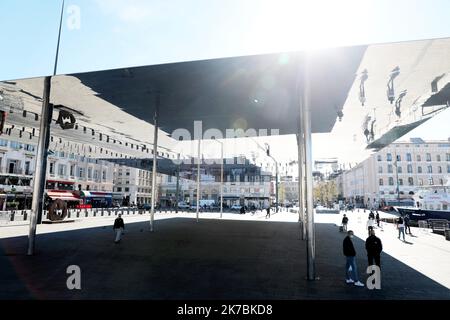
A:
[404,214,412,235]
[375,212,380,227]
[265,207,271,219]
[343,231,364,287]
[365,228,382,267]
[113,214,125,243]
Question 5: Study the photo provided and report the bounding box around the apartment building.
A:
[341,138,450,207]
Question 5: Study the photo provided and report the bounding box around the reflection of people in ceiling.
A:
[359,69,369,106]
[395,90,407,118]
[370,119,376,141]
[387,66,400,104]
[362,115,371,143]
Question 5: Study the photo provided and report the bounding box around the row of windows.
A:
[0,139,36,152]
[378,164,450,174]
[377,153,450,162]
[49,163,108,180]
[379,177,445,186]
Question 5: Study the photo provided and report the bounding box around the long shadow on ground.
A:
[1,218,449,299]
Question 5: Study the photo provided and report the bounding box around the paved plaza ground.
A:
[0,210,449,300]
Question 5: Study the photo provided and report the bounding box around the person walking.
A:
[266,206,271,219]
[404,214,412,235]
[375,212,380,227]
[366,217,375,236]
[343,230,365,287]
[397,215,406,241]
[113,214,125,244]
[365,228,383,268]
[342,214,349,232]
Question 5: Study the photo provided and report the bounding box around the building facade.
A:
[341,138,450,207]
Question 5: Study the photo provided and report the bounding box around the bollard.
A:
[77,211,80,218]
[68,211,71,219]
[10,211,15,222]
[24,211,28,221]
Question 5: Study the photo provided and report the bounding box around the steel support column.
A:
[150,92,160,232]
[27,76,54,255]
[196,139,201,222]
[302,53,316,280]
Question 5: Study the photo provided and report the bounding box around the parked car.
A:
[138,203,151,210]
[177,202,190,210]
[230,204,242,211]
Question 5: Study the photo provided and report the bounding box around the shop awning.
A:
[47,191,81,201]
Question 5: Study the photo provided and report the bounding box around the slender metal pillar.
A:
[302,54,316,280]
[213,139,224,218]
[196,139,201,222]
[150,92,160,232]
[220,145,224,218]
[275,164,279,213]
[27,76,54,255]
[296,132,306,240]
[175,162,180,213]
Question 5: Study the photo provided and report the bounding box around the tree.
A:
[314,180,338,206]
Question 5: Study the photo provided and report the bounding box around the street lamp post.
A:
[248,137,279,213]
[212,139,224,218]
[265,144,279,213]
[175,159,180,213]
[150,92,160,232]
[196,139,201,222]
[394,151,400,203]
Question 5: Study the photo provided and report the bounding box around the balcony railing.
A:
[0,168,34,176]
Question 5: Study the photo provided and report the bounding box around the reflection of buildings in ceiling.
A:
[0,118,176,161]
[101,156,271,182]
[0,79,178,159]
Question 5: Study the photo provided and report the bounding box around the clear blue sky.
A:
[1,0,449,142]
[3,0,450,80]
